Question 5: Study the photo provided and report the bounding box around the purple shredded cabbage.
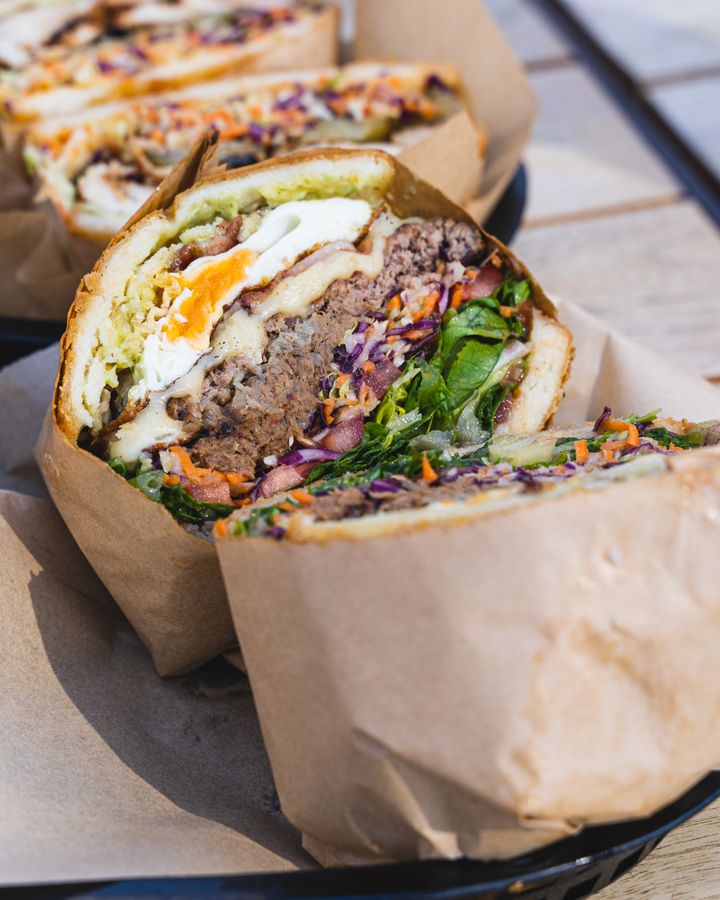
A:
[278,448,341,466]
[437,284,450,315]
[368,478,403,494]
[248,122,265,142]
[593,406,612,432]
[267,525,286,540]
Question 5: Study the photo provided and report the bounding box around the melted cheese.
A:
[109,312,266,462]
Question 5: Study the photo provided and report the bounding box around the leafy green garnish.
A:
[108,457,127,477]
[444,340,503,409]
[161,485,234,525]
[643,427,704,449]
[495,274,531,307]
[128,469,233,524]
[434,303,509,370]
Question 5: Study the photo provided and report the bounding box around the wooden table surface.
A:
[486,1,720,896]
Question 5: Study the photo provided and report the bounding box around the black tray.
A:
[7,771,719,899]
[0,166,528,371]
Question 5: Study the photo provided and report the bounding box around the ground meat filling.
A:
[309,472,487,522]
[169,218,483,475]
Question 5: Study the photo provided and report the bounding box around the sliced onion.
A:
[364,359,401,399]
[465,264,504,299]
[593,406,612,432]
[187,479,233,505]
[278,447,341,466]
[287,240,356,278]
[259,465,305,498]
[318,415,365,453]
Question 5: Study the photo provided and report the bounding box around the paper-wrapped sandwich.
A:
[22,63,482,240]
[215,411,720,864]
[0,3,337,121]
[39,148,570,674]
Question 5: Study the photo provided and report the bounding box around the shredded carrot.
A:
[603,418,641,448]
[499,305,516,318]
[219,124,249,141]
[601,440,626,463]
[404,329,427,341]
[322,398,335,424]
[386,334,398,344]
[669,442,685,452]
[170,446,202,480]
[625,423,640,447]
[213,518,229,538]
[335,373,349,388]
[163,473,181,486]
[387,295,402,314]
[224,472,246,486]
[361,360,375,373]
[421,454,439,484]
[150,128,164,145]
[413,291,439,321]
[290,489,313,505]
[207,108,233,127]
[574,439,588,464]
[278,502,295,512]
[450,284,465,310]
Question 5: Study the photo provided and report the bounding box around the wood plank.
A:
[561,0,720,84]
[513,200,720,377]
[652,75,720,179]
[484,0,570,67]
[524,65,680,224]
[597,799,720,899]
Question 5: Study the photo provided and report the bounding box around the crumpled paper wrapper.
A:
[0,0,534,321]
[216,300,720,865]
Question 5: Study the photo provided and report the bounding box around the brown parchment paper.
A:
[0,487,309,884]
[0,0,532,322]
[217,299,720,865]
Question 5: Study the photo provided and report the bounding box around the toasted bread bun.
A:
[495,311,573,435]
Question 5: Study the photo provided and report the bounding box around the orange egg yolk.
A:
[163,248,259,347]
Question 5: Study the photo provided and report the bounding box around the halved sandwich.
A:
[53,149,571,536]
[22,63,476,241]
[0,3,337,121]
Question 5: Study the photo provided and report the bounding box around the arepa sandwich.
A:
[0,3,337,122]
[40,147,571,674]
[22,62,481,241]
